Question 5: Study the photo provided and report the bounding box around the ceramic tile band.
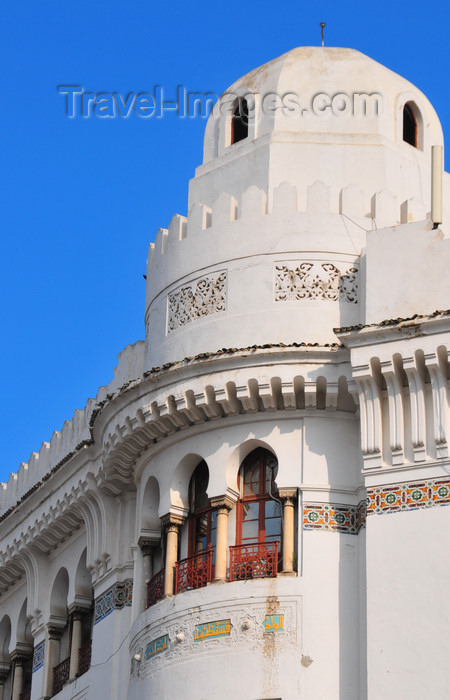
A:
[32,641,45,672]
[303,501,365,534]
[94,578,133,624]
[367,477,450,515]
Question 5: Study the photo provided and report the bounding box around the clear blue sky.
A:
[1,0,449,482]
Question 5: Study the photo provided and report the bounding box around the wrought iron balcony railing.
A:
[20,686,31,700]
[175,548,213,594]
[229,541,279,581]
[78,640,92,677]
[146,569,165,608]
[52,656,70,696]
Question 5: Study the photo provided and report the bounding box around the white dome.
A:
[145,47,446,369]
[202,46,443,164]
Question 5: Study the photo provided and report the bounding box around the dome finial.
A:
[320,22,326,47]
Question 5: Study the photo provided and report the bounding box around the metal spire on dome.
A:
[320,22,326,47]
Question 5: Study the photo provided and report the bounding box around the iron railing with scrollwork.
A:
[52,656,70,696]
[175,549,213,594]
[146,569,165,608]
[20,685,31,700]
[229,541,279,581]
[78,640,92,677]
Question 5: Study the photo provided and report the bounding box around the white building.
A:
[1,46,450,700]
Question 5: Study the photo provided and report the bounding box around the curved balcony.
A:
[146,542,282,610]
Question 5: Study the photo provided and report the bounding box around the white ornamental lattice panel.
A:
[167,271,227,333]
[274,262,359,303]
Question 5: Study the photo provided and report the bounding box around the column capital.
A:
[10,649,31,666]
[161,513,185,530]
[138,536,160,556]
[68,604,90,620]
[278,487,297,504]
[47,622,64,641]
[210,494,236,512]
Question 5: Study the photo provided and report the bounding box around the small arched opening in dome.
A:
[403,102,419,148]
[231,97,248,145]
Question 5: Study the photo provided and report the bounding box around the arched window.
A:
[188,460,216,558]
[403,102,417,147]
[236,448,281,548]
[174,461,216,593]
[231,97,248,145]
[230,448,282,581]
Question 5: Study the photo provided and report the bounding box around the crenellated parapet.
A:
[145,180,433,369]
[147,180,429,276]
[0,341,145,519]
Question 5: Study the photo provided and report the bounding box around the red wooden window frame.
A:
[236,448,281,552]
[187,461,217,564]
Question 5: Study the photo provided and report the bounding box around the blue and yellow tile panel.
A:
[94,578,133,624]
[145,634,169,659]
[32,641,45,672]
[366,477,450,515]
[263,614,283,632]
[194,619,232,641]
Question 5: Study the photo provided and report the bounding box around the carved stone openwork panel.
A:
[274,262,359,303]
[167,271,227,333]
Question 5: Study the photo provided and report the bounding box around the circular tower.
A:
[129,47,444,700]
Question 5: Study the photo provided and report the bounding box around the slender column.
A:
[210,496,235,582]
[0,665,10,700]
[139,538,159,583]
[11,653,26,700]
[162,515,184,597]
[42,626,62,699]
[138,537,159,611]
[279,489,297,574]
[68,608,84,681]
[0,671,8,700]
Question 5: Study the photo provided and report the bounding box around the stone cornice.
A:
[335,309,450,348]
[1,345,351,526]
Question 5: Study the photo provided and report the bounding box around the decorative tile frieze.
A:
[366,477,450,515]
[32,641,45,672]
[167,271,227,333]
[303,502,365,534]
[274,263,358,303]
[94,578,133,624]
[130,598,299,679]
